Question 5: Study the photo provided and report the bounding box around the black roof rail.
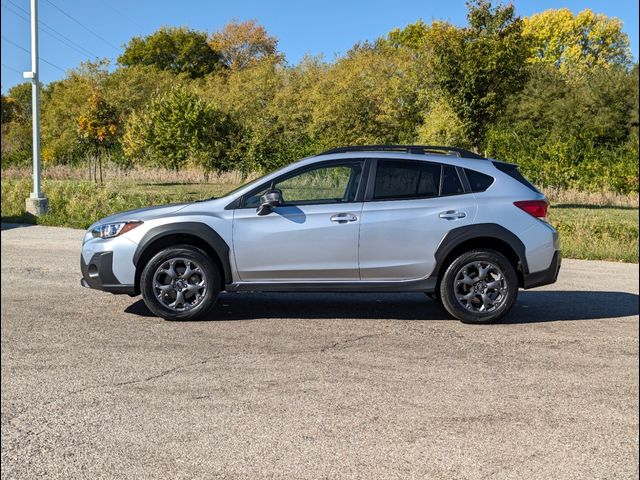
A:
[316,145,486,160]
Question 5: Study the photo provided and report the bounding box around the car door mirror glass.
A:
[256,189,282,215]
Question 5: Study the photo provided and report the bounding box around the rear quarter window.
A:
[492,162,541,193]
[464,169,494,192]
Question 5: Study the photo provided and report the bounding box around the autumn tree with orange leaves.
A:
[209,19,280,70]
[77,90,119,184]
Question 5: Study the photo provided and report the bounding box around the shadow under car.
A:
[125,290,639,323]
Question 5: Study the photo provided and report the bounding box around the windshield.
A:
[209,161,306,200]
[218,175,265,198]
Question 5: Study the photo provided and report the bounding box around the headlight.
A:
[91,221,143,239]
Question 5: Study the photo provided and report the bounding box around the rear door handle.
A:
[439,210,466,220]
[330,213,358,224]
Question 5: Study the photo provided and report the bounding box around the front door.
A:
[232,161,365,282]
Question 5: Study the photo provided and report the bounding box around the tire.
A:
[439,249,518,324]
[140,245,220,321]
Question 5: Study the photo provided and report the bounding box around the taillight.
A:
[514,200,549,219]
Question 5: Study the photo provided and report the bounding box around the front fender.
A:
[133,222,232,284]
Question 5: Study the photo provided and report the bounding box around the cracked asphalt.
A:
[1,224,639,479]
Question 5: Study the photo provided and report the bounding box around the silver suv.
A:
[81,145,561,324]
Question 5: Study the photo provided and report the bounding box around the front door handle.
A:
[439,210,466,220]
[330,213,358,224]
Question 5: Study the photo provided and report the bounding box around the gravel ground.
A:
[1,224,638,479]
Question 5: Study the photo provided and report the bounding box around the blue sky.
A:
[1,0,638,93]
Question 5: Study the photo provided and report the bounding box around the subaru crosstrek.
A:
[81,145,561,324]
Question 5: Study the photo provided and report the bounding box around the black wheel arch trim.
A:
[431,223,529,278]
[133,222,232,285]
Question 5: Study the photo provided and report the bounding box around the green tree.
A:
[118,27,223,78]
[77,90,120,183]
[103,65,186,117]
[1,94,17,124]
[523,9,632,76]
[486,63,639,193]
[123,87,233,174]
[209,19,281,70]
[309,44,428,148]
[430,0,529,150]
[387,19,431,52]
[41,60,109,164]
[2,85,34,167]
[628,64,639,140]
[1,93,32,168]
[197,57,301,172]
[500,64,637,146]
[4,83,32,122]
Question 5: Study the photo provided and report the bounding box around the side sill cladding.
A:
[431,223,529,277]
[132,222,233,284]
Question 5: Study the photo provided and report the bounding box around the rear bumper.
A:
[523,250,561,289]
[80,251,136,295]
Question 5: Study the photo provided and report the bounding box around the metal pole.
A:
[25,0,48,215]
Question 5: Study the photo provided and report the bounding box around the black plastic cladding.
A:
[133,222,232,284]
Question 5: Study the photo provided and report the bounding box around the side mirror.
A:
[256,189,282,216]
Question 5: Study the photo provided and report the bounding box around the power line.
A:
[96,0,145,32]
[1,62,23,75]
[1,35,66,73]
[3,0,100,58]
[42,0,120,51]
[3,2,97,58]
[1,2,99,58]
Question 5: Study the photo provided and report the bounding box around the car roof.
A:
[296,150,493,170]
[316,145,485,159]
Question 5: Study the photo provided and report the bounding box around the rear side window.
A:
[373,160,441,200]
[464,169,494,192]
[492,161,541,193]
[441,166,464,196]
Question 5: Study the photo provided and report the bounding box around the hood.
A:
[90,203,190,229]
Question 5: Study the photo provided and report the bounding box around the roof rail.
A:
[316,145,485,160]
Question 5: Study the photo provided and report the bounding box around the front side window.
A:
[373,160,441,201]
[243,162,364,207]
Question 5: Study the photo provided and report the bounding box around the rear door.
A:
[232,160,366,282]
[358,159,478,280]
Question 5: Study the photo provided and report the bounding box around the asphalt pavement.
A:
[1,223,638,479]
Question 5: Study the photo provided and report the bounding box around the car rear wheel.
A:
[141,245,220,321]
[439,249,518,324]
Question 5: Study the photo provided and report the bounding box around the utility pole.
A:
[24,0,48,216]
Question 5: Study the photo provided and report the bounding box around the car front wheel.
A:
[439,249,518,324]
[140,245,220,321]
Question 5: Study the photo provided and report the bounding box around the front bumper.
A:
[522,250,561,289]
[80,251,136,295]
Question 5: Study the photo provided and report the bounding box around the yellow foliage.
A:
[76,90,119,146]
[523,8,631,76]
[41,146,55,165]
[416,98,468,148]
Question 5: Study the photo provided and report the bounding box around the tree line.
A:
[1,1,638,192]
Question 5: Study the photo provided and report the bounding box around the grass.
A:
[1,170,638,263]
[549,205,638,263]
[0,178,236,230]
